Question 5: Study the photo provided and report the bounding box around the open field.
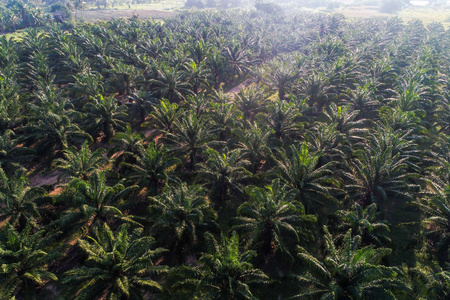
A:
[399,7,450,27]
[80,8,177,22]
[336,5,450,28]
[336,5,391,18]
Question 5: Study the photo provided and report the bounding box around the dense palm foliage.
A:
[0,7,450,299]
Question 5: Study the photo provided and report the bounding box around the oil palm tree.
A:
[296,72,334,114]
[69,70,104,109]
[62,223,168,300]
[106,60,143,96]
[223,42,253,78]
[293,227,410,299]
[52,141,108,181]
[21,108,90,156]
[51,171,138,238]
[0,75,21,131]
[125,89,157,125]
[198,148,250,207]
[235,85,270,124]
[0,223,59,299]
[0,129,34,175]
[261,57,298,100]
[82,94,128,142]
[183,60,212,95]
[417,185,450,264]
[172,232,270,299]
[209,100,240,142]
[274,143,339,213]
[343,129,419,210]
[143,98,182,137]
[265,99,303,142]
[150,65,192,102]
[334,203,391,247]
[107,125,145,169]
[232,179,317,261]
[148,182,218,264]
[124,142,181,197]
[0,167,47,230]
[165,113,214,171]
[236,124,273,174]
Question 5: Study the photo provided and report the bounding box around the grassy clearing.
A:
[80,8,177,22]
[399,7,450,28]
[336,5,391,18]
[336,5,450,28]
[77,1,184,22]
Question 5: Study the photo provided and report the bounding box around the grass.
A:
[336,5,450,28]
[398,7,450,28]
[75,1,185,22]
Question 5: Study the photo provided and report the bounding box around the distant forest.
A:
[0,7,449,300]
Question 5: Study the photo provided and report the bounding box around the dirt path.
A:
[29,170,61,187]
[226,79,252,95]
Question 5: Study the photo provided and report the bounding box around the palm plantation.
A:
[0,6,449,299]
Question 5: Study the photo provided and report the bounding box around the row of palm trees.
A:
[0,9,449,299]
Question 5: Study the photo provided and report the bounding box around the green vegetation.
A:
[0,7,450,300]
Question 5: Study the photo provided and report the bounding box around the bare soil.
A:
[226,79,252,95]
[29,170,61,187]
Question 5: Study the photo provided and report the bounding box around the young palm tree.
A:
[235,123,273,174]
[209,100,240,142]
[198,148,250,207]
[21,109,90,156]
[51,171,138,238]
[149,182,218,264]
[63,223,168,300]
[293,227,410,299]
[125,89,157,125]
[235,85,270,123]
[0,223,59,299]
[343,129,419,210]
[232,179,317,261]
[0,167,47,230]
[82,94,128,142]
[417,186,450,264]
[273,143,339,213]
[333,203,391,247]
[264,99,303,142]
[172,232,270,299]
[52,141,108,181]
[165,113,214,171]
[150,65,192,102]
[124,142,181,197]
[143,98,182,136]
